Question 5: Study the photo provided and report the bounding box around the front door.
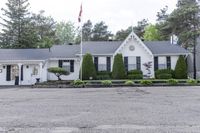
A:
[12,66,19,85]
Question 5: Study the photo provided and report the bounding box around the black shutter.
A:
[94,57,98,71]
[58,60,63,68]
[70,60,74,72]
[106,57,111,72]
[136,57,141,70]
[154,57,158,71]
[166,56,171,69]
[6,65,11,81]
[21,65,23,81]
[124,57,128,72]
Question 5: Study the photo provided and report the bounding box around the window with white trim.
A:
[128,56,136,71]
[62,61,71,72]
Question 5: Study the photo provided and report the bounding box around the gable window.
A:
[166,56,171,69]
[128,56,137,71]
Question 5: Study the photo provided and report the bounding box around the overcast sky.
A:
[0,0,177,33]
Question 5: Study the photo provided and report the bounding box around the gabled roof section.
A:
[144,41,189,55]
[82,41,122,55]
[114,31,153,56]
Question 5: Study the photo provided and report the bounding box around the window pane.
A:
[128,64,136,71]
[98,64,107,71]
[63,62,70,72]
[159,64,166,69]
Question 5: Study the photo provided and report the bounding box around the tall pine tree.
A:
[0,0,38,48]
[167,0,200,79]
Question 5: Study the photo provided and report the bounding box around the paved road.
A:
[0,87,200,133]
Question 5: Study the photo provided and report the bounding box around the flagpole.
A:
[78,2,83,81]
[80,17,83,81]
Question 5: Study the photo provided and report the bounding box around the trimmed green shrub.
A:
[72,80,85,88]
[97,71,112,76]
[174,55,187,79]
[187,79,198,85]
[128,74,143,79]
[112,54,126,79]
[81,53,96,80]
[96,75,110,80]
[140,80,153,85]
[155,69,175,79]
[48,67,69,80]
[157,73,172,79]
[96,71,111,80]
[125,80,134,86]
[128,70,143,75]
[167,79,178,85]
[101,80,112,87]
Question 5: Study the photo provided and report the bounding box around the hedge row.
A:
[81,54,188,80]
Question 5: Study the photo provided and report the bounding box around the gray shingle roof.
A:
[0,41,189,61]
[0,49,51,61]
[144,41,189,55]
[50,45,80,58]
[82,41,122,55]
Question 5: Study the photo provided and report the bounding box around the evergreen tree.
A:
[114,19,149,41]
[115,27,132,41]
[91,21,112,41]
[0,0,38,48]
[112,54,126,79]
[81,53,96,80]
[133,19,149,39]
[82,20,93,41]
[156,6,172,40]
[31,10,57,48]
[174,55,187,79]
[167,0,200,79]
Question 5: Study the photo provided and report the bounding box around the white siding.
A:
[47,59,80,80]
[119,40,154,77]
[0,65,15,85]
[0,62,46,85]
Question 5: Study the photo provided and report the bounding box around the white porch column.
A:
[39,63,43,82]
[18,63,22,85]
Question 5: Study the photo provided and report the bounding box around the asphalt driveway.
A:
[0,86,200,133]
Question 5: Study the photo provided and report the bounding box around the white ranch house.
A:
[0,32,190,85]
